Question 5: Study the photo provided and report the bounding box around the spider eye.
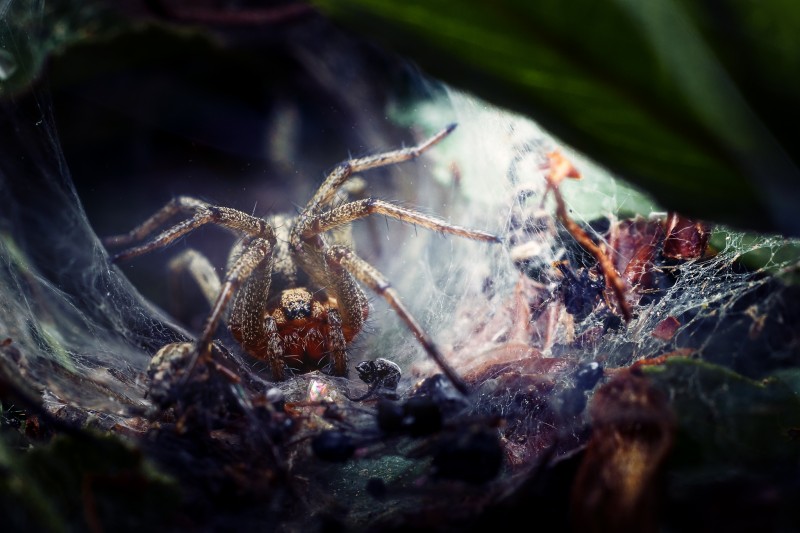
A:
[281,288,313,320]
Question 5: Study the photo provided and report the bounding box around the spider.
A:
[104,124,500,395]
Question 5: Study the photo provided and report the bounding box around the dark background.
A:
[47,0,447,329]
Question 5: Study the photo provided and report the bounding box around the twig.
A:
[543,151,632,322]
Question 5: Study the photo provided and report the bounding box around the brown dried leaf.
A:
[571,368,675,533]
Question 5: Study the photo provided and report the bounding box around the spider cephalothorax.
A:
[105,125,499,394]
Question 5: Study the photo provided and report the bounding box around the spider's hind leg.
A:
[324,307,348,378]
[168,249,222,322]
[191,236,274,369]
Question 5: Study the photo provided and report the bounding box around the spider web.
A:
[0,87,191,420]
[379,88,800,452]
[0,0,191,421]
[1,61,798,428]
[1,4,800,517]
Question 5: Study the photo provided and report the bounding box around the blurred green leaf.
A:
[0,0,126,97]
[0,431,181,532]
[643,358,800,467]
[312,0,800,238]
[642,358,800,526]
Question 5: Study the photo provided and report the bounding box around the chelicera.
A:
[105,125,500,394]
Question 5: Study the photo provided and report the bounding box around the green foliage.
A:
[643,358,800,467]
[0,1,222,100]
[0,431,181,532]
[0,0,111,96]
[312,0,800,238]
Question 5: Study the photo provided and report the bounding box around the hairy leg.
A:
[297,197,500,244]
[168,249,222,310]
[301,124,457,215]
[105,196,275,262]
[324,244,469,396]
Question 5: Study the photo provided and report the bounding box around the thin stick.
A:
[544,151,632,322]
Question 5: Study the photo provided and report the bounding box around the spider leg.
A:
[186,236,274,374]
[325,308,348,377]
[324,244,470,396]
[260,316,287,381]
[168,249,222,310]
[296,198,500,243]
[104,196,202,248]
[104,196,274,262]
[303,124,457,213]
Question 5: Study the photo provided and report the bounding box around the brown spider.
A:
[104,125,500,395]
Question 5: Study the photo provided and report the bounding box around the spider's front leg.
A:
[324,245,471,396]
[145,236,278,397]
[104,197,278,375]
[323,307,348,378]
[194,236,275,360]
[166,247,305,380]
[302,124,457,214]
[104,195,274,262]
[154,235,276,385]
[292,197,500,396]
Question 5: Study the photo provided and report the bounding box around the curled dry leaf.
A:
[652,316,681,341]
[663,212,711,260]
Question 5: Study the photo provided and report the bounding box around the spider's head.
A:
[280,288,313,321]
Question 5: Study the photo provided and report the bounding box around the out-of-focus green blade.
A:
[312,0,800,238]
